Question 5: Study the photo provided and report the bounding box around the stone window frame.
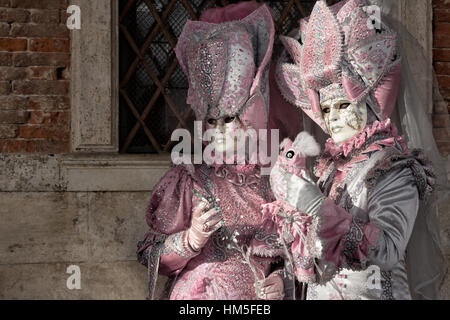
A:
[66,0,433,192]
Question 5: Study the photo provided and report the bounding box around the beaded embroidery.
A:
[342,217,365,269]
[380,271,394,300]
[165,230,200,259]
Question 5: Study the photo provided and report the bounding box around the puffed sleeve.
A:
[137,164,202,298]
[305,164,428,283]
[366,167,419,270]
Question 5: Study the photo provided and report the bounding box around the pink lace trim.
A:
[323,118,407,159]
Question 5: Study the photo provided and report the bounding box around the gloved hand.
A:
[187,200,224,252]
[269,131,324,216]
[286,173,326,216]
[256,272,285,300]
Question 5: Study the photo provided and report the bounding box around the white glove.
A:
[286,173,326,216]
[256,272,285,300]
[187,200,223,252]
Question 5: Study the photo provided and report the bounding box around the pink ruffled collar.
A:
[324,119,407,158]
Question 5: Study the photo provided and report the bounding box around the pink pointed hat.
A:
[275,0,402,133]
[175,2,275,133]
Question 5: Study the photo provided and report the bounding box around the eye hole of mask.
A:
[322,107,331,114]
[207,119,217,125]
[224,116,236,124]
[340,103,350,110]
[286,150,295,159]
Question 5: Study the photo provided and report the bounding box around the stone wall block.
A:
[0,192,89,264]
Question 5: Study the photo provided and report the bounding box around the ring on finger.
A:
[202,223,209,232]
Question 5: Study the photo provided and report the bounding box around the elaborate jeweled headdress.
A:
[175,3,275,132]
[276,0,402,133]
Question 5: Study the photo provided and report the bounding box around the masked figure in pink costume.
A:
[136,3,299,300]
[274,0,447,300]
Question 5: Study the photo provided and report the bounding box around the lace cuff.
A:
[163,230,200,259]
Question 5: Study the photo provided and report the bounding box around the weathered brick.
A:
[0,95,28,110]
[0,51,11,65]
[435,36,450,49]
[0,110,28,124]
[12,80,69,95]
[28,96,69,111]
[18,125,42,138]
[433,114,450,128]
[0,22,10,36]
[27,66,57,80]
[434,0,450,9]
[433,127,450,140]
[438,75,450,89]
[434,49,450,62]
[10,0,68,10]
[438,87,450,102]
[0,124,18,138]
[435,99,450,114]
[13,52,69,67]
[60,8,68,25]
[0,37,27,51]
[19,125,69,140]
[0,1,71,154]
[0,8,29,23]
[35,139,69,153]
[29,38,69,52]
[0,66,26,80]
[434,9,450,22]
[437,141,450,156]
[60,66,69,80]
[436,62,450,75]
[10,23,69,38]
[29,9,59,24]
[0,80,11,94]
[434,23,450,48]
[0,139,38,153]
[0,0,10,8]
[29,111,69,126]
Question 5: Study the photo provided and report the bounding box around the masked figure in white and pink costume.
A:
[273,0,447,300]
[137,2,302,300]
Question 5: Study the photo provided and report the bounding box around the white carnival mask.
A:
[321,98,368,145]
[205,116,245,153]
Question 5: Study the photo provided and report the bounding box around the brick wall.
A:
[0,0,70,153]
[433,0,450,159]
